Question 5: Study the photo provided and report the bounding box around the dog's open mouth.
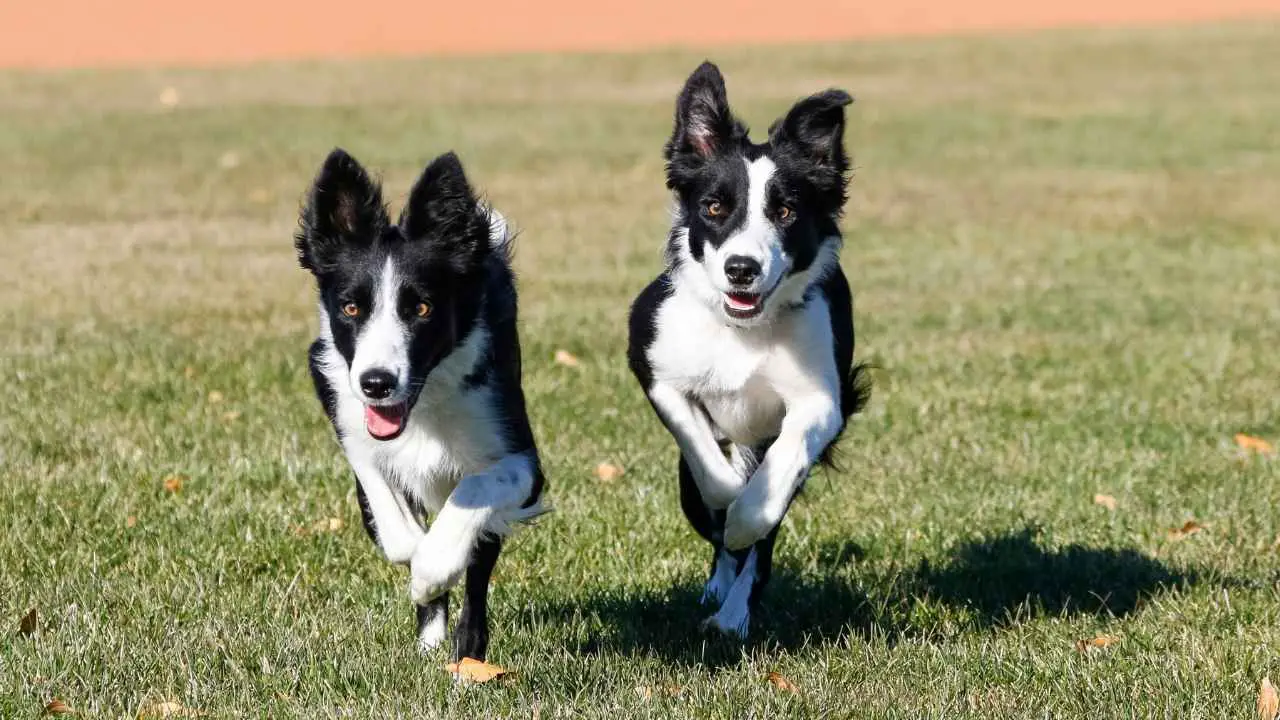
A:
[364,403,408,440]
[723,291,765,320]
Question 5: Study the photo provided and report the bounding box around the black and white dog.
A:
[627,63,869,638]
[296,148,546,661]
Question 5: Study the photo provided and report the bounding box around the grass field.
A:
[3,21,1280,718]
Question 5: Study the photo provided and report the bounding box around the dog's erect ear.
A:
[769,90,853,171]
[400,151,490,274]
[666,61,736,161]
[296,148,387,273]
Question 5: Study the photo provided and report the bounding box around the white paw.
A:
[409,538,468,605]
[417,610,448,653]
[700,551,737,606]
[723,495,781,551]
[699,610,750,639]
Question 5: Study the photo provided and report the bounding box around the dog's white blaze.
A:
[349,258,410,402]
[701,157,787,298]
[704,548,757,638]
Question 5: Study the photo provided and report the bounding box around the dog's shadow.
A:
[532,527,1196,666]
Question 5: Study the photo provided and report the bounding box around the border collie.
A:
[296,148,546,661]
[627,62,869,638]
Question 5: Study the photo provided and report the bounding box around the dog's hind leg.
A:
[416,593,449,653]
[452,537,500,662]
[681,454,734,605]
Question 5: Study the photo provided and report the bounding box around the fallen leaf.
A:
[18,607,37,636]
[221,411,241,423]
[1260,677,1279,720]
[125,515,138,528]
[633,685,652,700]
[1168,520,1206,540]
[1075,634,1120,652]
[766,671,800,693]
[44,699,74,716]
[320,517,343,533]
[138,700,203,718]
[633,684,681,700]
[207,391,224,404]
[183,366,196,380]
[248,188,272,204]
[157,87,180,107]
[1093,494,1118,511]
[594,462,624,482]
[445,657,508,683]
[162,474,185,494]
[218,151,241,170]
[553,349,580,368]
[1237,434,1276,456]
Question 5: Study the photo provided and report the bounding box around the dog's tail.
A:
[817,361,873,470]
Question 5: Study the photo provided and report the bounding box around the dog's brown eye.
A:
[341,303,360,318]
[706,201,723,217]
[779,206,793,221]
[416,302,432,318]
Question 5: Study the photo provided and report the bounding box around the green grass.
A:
[3,20,1280,718]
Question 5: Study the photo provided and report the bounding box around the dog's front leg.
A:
[723,396,842,551]
[647,382,745,509]
[409,450,542,605]
[348,454,425,564]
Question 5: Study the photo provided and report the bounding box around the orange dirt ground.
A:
[2,0,1279,69]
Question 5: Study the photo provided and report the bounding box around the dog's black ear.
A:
[296,148,387,273]
[666,61,736,161]
[769,89,853,171]
[401,151,491,274]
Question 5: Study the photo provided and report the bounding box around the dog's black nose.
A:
[724,255,762,286]
[359,369,397,400]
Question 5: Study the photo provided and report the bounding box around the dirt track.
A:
[3,0,1279,69]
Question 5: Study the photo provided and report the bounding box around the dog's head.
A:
[664,61,852,325]
[296,148,496,440]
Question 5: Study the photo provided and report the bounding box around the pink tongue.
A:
[364,405,406,439]
[726,293,759,310]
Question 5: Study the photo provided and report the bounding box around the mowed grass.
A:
[3,20,1280,718]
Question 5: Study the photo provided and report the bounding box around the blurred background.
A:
[4,0,1280,67]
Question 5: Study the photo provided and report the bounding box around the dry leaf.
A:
[125,515,138,528]
[594,462,624,482]
[44,699,74,716]
[218,151,241,170]
[1259,677,1279,720]
[221,411,241,423]
[766,671,800,693]
[162,475,185,494]
[1169,520,1206,540]
[1075,634,1120,652]
[157,87,180,107]
[553,350,580,368]
[1237,434,1276,456]
[18,607,37,636]
[138,700,203,718]
[445,657,508,683]
[633,685,652,700]
[207,391,224,404]
[183,366,196,380]
[248,188,272,204]
[1093,494,1118,511]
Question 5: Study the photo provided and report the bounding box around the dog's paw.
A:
[700,551,738,606]
[409,538,467,605]
[723,494,781,551]
[699,610,750,640]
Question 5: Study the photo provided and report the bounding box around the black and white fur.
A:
[627,62,869,638]
[297,148,546,661]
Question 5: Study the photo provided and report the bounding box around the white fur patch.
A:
[418,606,448,652]
[349,258,410,403]
[702,548,757,638]
[701,549,738,606]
